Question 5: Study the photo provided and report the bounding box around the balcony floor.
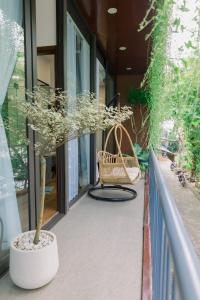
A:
[0,180,144,300]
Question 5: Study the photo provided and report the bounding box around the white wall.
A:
[36,0,57,47]
[37,55,55,87]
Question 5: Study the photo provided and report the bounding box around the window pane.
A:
[96,60,106,152]
[75,31,90,190]
[2,53,29,232]
[37,55,58,224]
[0,2,28,275]
[66,15,90,200]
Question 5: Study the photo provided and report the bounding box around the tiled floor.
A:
[0,180,144,300]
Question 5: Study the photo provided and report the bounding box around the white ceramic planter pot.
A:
[9,230,59,289]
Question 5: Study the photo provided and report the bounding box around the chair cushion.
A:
[126,167,140,181]
[110,166,140,181]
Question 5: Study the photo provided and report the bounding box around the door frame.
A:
[36,46,66,229]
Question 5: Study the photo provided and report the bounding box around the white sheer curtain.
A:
[0,0,22,249]
[79,39,90,187]
[66,15,79,201]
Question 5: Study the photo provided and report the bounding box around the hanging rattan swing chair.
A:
[88,123,141,201]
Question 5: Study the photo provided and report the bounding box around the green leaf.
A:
[133,143,142,156]
[185,40,196,49]
[179,5,189,12]
[172,18,181,31]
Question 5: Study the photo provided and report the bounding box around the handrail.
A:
[150,149,200,299]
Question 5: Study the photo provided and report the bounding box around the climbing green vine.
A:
[140,0,200,182]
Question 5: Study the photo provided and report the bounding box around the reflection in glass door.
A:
[3,53,29,232]
[76,29,90,191]
[66,14,90,202]
[96,60,106,152]
[0,1,29,275]
[37,54,58,224]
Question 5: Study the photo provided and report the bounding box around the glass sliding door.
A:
[96,60,106,152]
[76,28,90,191]
[105,74,116,154]
[107,74,115,104]
[66,14,90,202]
[0,0,29,275]
[37,54,58,224]
[66,15,79,202]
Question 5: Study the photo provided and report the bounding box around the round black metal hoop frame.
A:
[88,185,137,202]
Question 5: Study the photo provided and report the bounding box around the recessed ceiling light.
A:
[119,46,127,51]
[126,67,132,70]
[107,8,118,14]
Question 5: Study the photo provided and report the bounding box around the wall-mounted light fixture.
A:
[119,46,127,51]
[107,8,118,14]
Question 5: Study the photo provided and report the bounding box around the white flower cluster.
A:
[17,88,132,155]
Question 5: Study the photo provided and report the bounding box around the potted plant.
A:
[128,87,150,148]
[133,143,149,175]
[9,88,132,289]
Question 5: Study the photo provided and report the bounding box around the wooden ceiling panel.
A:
[75,0,150,75]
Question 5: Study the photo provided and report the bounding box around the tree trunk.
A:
[191,155,197,181]
[33,156,46,244]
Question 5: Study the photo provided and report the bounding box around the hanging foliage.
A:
[139,0,200,182]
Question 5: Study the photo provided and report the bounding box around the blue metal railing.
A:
[149,150,200,300]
